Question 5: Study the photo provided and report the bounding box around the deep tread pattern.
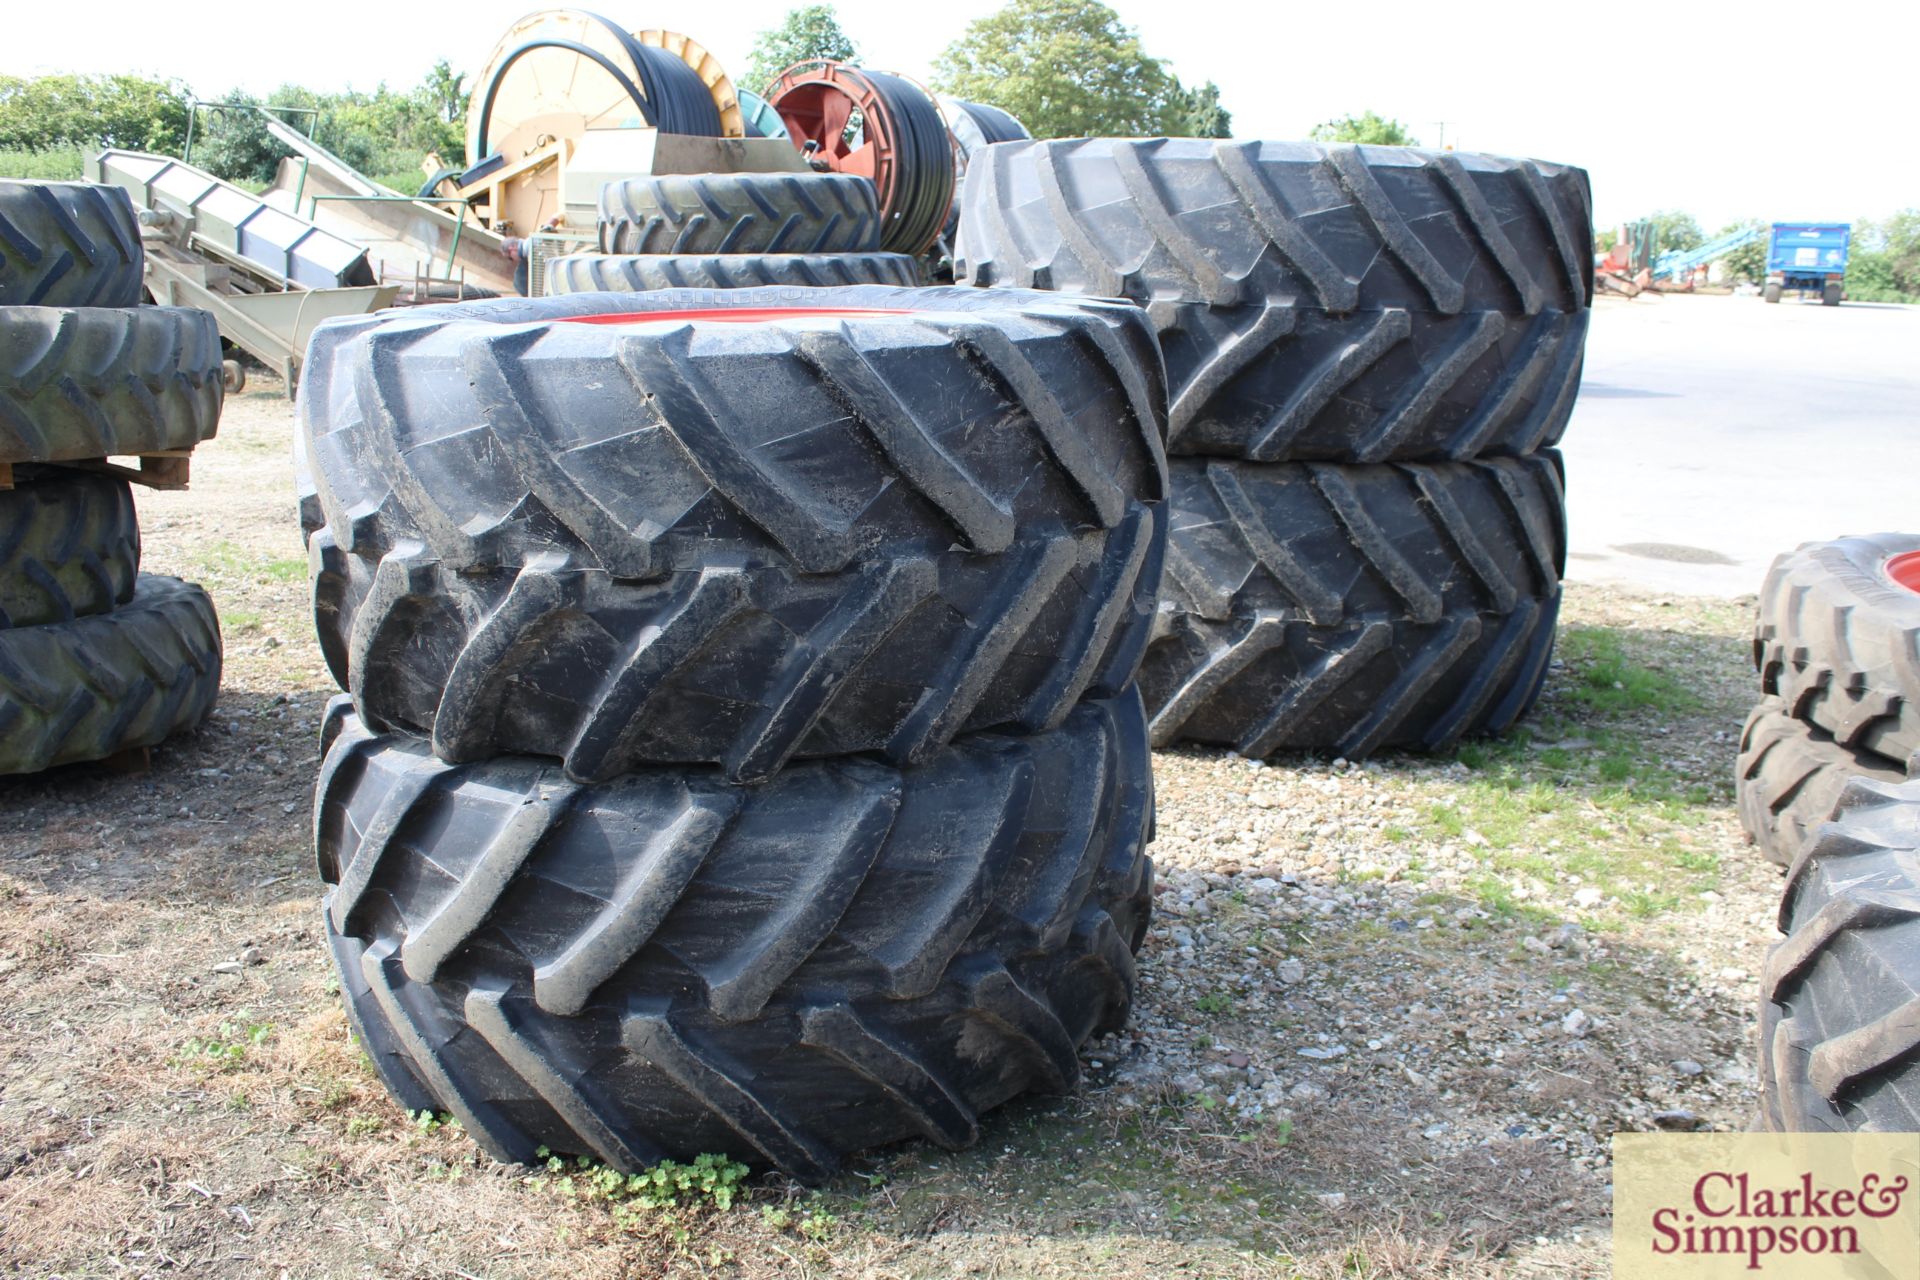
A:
[313,500,1161,782]
[0,306,223,466]
[0,181,143,307]
[319,691,1154,1179]
[0,574,221,775]
[1756,533,1920,767]
[1737,698,1907,866]
[1141,454,1564,757]
[300,287,1164,577]
[301,287,1166,776]
[957,139,1593,315]
[0,467,140,628]
[548,252,920,295]
[1157,304,1589,462]
[1159,453,1564,622]
[957,139,1592,463]
[1760,777,1920,1133]
[598,174,881,255]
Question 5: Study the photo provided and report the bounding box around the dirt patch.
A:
[0,391,1782,1278]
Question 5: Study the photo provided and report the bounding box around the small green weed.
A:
[530,1149,750,1227]
[174,1017,273,1071]
[410,1109,460,1135]
[1194,990,1235,1016]
[754,1198,841,1243]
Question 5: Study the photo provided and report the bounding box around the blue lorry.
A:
[1765,222,1850,306]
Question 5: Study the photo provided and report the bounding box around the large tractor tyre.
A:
[311,502,1162,784]
[300,287,1168,780]
[547,251,920,294]
[0,467,140,628]
[0,180,144,308]
[318,690,1154,1182]
[0,306,224,466]
[1759,776,1920,1132]
[1764,283,1783,304]
[1756,533,1920,768]
[0,574,222,776]
[1821,281,1842,307]
[955,139,1592,463]
[598,173,881,255]
[1737,698,1908,867]
[1140,452,1565,757]
[1151,301,1588,464]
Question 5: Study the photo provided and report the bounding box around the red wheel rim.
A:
[766,63,896,205]
[560,306,911,326]
[1886,550,1920,595]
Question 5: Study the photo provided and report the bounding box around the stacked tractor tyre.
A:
[0,179,223,776]
[1738,534,1920,863]
[1740,535,1920,1132]
[548,67,1032,297]
[955,139,1592,758]
[298,285,1169,1180]
[548,170,922,298]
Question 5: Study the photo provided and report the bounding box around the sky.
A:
[10,0,1916,231]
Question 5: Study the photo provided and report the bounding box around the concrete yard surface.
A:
[1561,293,1918,597]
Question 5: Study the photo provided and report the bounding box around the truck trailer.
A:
[1765,222,1850,305]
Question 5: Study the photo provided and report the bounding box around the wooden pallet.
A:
[0,451,193,492]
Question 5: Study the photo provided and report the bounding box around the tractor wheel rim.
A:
[559,306,911,326]
[1885,550,1920,595]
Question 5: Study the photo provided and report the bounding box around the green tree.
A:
[191,91,282,185]
[748,5,859,93]
[1874,209,1920,287]
[0,73,189,153]
[1639,209,1703,255]
[262,77,466,178]
[1170,79,1231,138]
[934,0,1185,139]
[1308,111,1417,146]
[1846,212,1920,303]
[1717,219,1767,284]
[424,59,467,125]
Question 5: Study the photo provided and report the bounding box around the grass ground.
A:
[0,388,1783,1278]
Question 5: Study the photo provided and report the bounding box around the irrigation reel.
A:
[457,10,781,239]
[766,60,955,257]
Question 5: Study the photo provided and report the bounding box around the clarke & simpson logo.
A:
[1614,1133,1920,1279]
[1649,1168,1909,1270]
